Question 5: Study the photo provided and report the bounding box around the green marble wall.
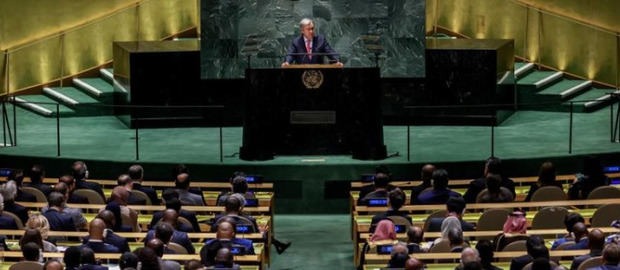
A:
[200,0,425,79]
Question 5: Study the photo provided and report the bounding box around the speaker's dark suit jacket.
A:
[285,35,339,64]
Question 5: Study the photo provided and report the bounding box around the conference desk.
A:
[362,250,589,264]
[18,202,271,214]
[363,261,573,270]
[99,190,275,208]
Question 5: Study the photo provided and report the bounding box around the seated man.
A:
[477,173,514,203]
[150,196,198,232]
[463,157,516,203]
[587,243,620,270]
[43,260,63,270]
[406,226,425,253]
[211,195,258,232]
[201,219,255,266]
[571,229,605,270]
[0,193,18,229]
[358,173,390,206]
[58,175,88,204]
[80,218,120,253]
[103,186,139,232]
[42,192,76,231]
[147,238,181,270]
[43,182,87,229]
[212,248,241,270]
[449,227,466,252]
[564,222,589,250]
[217,174,255,206]
[510,236,547,270]
[82,210,130,253]
[456,248,481,270]
[173,173,205,206]
[552,213,585,249]
[0,180,29,225]
[387,242,409,268]
[12,242,43,269]
[405,258,424,270]
[476,240,502,270]
[24,164,52,196]
[410,164,435,204]
[8,170,36,202]
[117,174,146,205]
[145,210,195,254]
[79,247,108,270]
[128,165,160,205]
[427,197,474,232]
[370,188,411,231]
[281,18,342,67]
[415,169,461,204]
[72,161,105,200]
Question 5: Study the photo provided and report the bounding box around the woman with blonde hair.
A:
[25,214,57,252]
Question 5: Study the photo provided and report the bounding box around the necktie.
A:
[306,39,312,60]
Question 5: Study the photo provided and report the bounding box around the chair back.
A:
[502,240,527,252]
[167,242,188,254]
[591,203,620,227]
[21,187,47,202]
[495,233,529,252]
[387,215,412,227]
[131,190,152,205]
[531,206,568,229]
[577,256,603,270]
[73,189,105,204]
[1,211,24,229]
[476,189,489,203]
[429,239,451,253]
[8,261,43,270]
[531,186,566,202]
[477,208,511,232]
[587,186,620,199]
[423,210,447,232]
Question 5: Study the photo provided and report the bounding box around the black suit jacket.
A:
[0,214,18,229]
[463,176,516,203]
[43,208,76,231]
[3,200,29,225]
[67,192,89,204]
[75,180,105,199]
[83,230,129,253]
[16,190,37,202]
[24,182,52,196]
[427,217,475,232]
[510,255,532,270]
[285,34,339,64]
[410,182,431,204]
[133,183,160,205]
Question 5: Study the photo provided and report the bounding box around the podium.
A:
[240,65,387,161]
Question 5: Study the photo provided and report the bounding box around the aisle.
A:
[269,215,354,269]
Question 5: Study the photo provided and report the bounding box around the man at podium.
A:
[281,18,344,67]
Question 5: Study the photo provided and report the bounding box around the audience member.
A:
[478,173,514,203]
[569,156,609,199]
[135,247,160,270]
[0,192,18,230]
[457,248,481,270]
[104,202,133,232]
[184,260,205,270]
[370,188,411,231]
[406,226,425,253]
[1,180,29,224]
[525,162,563,201]
[476,240,501,270]
[571,229,605,270]
[104,186,139,232]
[42,192,76,231]
[117,174,146,205]
[217,174,255,206]
[20,228,57,252]
[43,182,87,229]
[150,196,196,232]
[8,169,36,202]
[79,247,108,270]
[587,243,620,270]
[410,164,436,204]
[24,164,52,196]
[370,219,397,243]
[503,211,527,234]
[25,215,56,251]
[510,236,546,270]
[80,218,120,253]
[72,161,105,199]
[18,242,43,266]
[58,175,88,204]
[564,222,589,250]
[84,210,130,253]
[119,252,139,270]
[174,173,204,206]
[147,238,181,270]
[128,165,160,205]
[463,157,516,203]
[387,242,409,268]
[449,227,466,252]
[63,246,82,270]
[358,173,391,206]
[145,212,195,254]
[551,213,586,250]
[427,197,475,232]
[532,257,551,270]
[44,260,63,270]
[200,219,255,266]
[416,169,461,204]
[405,258,424,270]
[211,195,258,232]
[212,248,241,270]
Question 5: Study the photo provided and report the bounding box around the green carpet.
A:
[269,215,354,270]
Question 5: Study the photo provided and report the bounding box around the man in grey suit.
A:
[175,173,204,206]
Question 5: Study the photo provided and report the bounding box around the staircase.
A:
[12,68,115,117]
[515,62,619,112]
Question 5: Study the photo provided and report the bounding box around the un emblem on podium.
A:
[302,70,324,89]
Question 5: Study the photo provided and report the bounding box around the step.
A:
[517,71,563,89]
[537,79,591,99]
[12,95,74,117]
[514,62,534,79]
[72,77,113,98]
[100,68,114,83]
[564,88,619,112]
[43,87,101,107]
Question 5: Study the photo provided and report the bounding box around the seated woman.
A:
[478,174,514,203]
[25,214,58,252]
[525,161,563,202]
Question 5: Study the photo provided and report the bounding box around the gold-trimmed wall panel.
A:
[62,8,139,77]
[8,38,63,93]
[137,0,198,41]
[516,0,620,33]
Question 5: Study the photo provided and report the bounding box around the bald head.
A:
[588,229,605,251]
[147,238,164,257]
[89,218,106,240]
[392,242,409,255]
[407,226,424,244]
[421,164,436,183]
[175,173,190,190]
[111,186,129,204]
[162,209,179,225]
[572,222,588,240]
[44,260,63,270]
[405,258,424,270]
[217,221,235,240]
[53,182,69,197]
[461,248,480,265]
[96,210,115,229]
